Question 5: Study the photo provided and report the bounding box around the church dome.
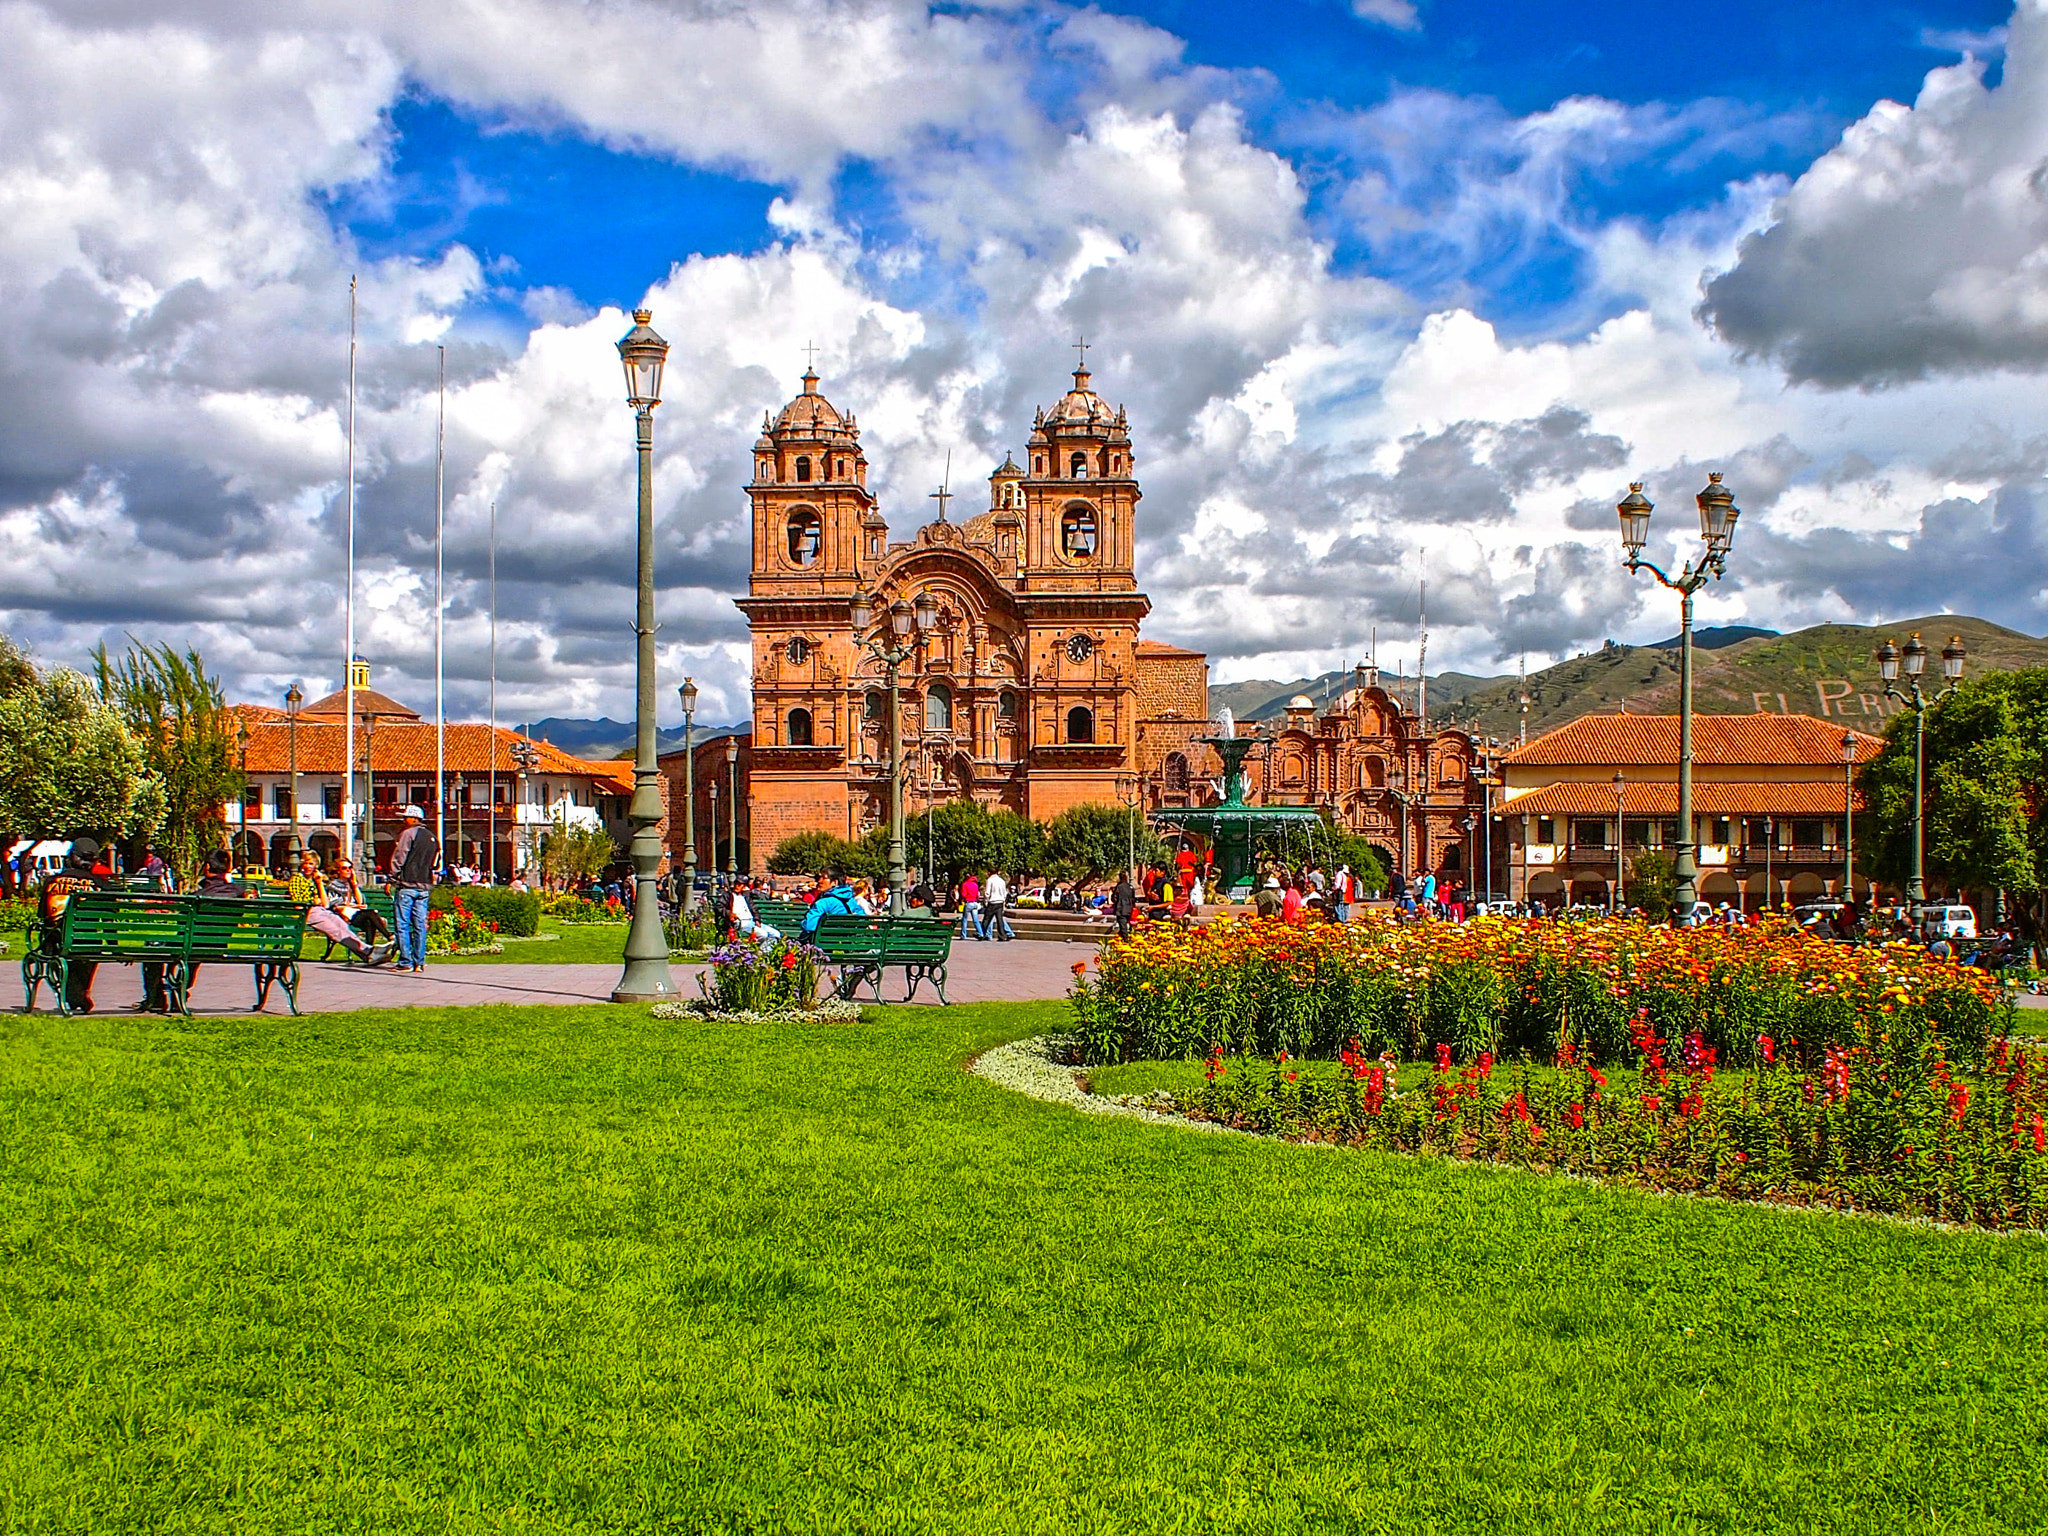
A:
[1043,367,1112,427]
[771,368,854,439]
[1288,694,1315,710]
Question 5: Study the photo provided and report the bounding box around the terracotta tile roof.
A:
[1506,713,1884,768]
[232,709,633,793]
[1505,781,1865,817]
[299,687,422,722]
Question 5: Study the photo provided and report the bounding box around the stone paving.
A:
[2,932,1100,1017]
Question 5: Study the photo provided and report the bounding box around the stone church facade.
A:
[736,363,1208,864]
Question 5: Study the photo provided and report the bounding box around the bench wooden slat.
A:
[809,914,953,1005]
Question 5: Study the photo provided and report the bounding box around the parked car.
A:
[1917,904,1978,942]
[1793,901,1854,933]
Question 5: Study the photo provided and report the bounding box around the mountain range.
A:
[1210,615,2048,743]
[519,616,2046,759]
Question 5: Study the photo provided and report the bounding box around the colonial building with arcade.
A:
[734,362,1209,862]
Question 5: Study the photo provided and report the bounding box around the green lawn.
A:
[3,1001,2047,1533]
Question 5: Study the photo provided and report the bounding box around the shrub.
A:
[0,895,38,930]
[543,893,627,924]
[426,894,500,954]
[429,886,540,937]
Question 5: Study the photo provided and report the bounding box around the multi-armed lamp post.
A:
[1619,474,1740,920]
[611,309,678,1002]
[676,678,697,913]
[724,734,740,881]
[850,587,938,915]
[1875,631,1966,910]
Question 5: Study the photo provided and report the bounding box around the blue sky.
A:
[337,0,2014,324]
[2,0,2046,719]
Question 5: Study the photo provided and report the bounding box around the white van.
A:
[1918,905,1978,942]
[15,839,70,884]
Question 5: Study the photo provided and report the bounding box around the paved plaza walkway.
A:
[2,934,1099,1017]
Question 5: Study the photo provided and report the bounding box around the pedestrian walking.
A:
[983,869,1015,941]
[959,871,986,941]
[389,804,439,974]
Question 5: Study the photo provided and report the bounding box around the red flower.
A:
[1566,1102,1584,1129]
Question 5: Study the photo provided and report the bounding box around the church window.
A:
[1283,753,1306,784]
[925,683,953,734]
[1164,753,1189,793]
[1069,451,1088,478]
[1061,506,1097,559]
[863,691,884,721]
[837,457,849,478]
[997,690,1017,720]
[1034,455,1045,474]
[786,508,822,566]
[786,636,810,665]
[1098,447,1110,476]
[795,455,812,483]
[1066,706,1095,744]
[787,708,813,746]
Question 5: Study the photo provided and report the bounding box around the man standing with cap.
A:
[389,804,439,974]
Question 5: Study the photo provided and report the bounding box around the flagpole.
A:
[488,499,497,884]
[435,345,446,875]
[343,276,358,869]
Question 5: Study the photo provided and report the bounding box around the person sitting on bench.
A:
[289,851,391,964]
[800,868,869,936]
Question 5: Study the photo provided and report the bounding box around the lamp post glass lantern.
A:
[1618,475,1739,920]
[611,308,678,1002]
[677,678,697,913]
[1876,631,1966,909]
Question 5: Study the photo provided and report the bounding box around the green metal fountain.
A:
[1152,711,1327,898]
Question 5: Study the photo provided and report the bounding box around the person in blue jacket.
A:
[801,868,871,935]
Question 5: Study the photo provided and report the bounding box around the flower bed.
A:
[1072,914,2011,1071]
[1070,914,2038,1228]
[1168,1027,2048,1228]
[544,893,628,924]
[650,997,861,1025]
[697,936,829,1015]
[426,895,502,956]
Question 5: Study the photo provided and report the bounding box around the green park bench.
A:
[750,897,806,934]
[22,892,309,1016]
[810,913,954,1005]
[189,898,309,1013]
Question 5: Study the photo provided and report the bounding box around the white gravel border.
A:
[967,1033,1243,1135]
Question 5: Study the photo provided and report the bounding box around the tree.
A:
[92,639,242,884]
[1248,820,1388,895]
[1042,803,1161,890]
[1626,849,1677,920]
[767,830,855,876]
[539,812,618,889]
[1858,669,2048,902]
[905,800,1045,883]
[0,665,157,854]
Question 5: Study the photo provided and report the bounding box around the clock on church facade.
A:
[733,361,1210,864]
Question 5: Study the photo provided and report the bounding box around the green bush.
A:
[428,885,541,937]
[0,895,38,930]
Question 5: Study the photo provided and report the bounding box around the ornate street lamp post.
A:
[612,308,678,1002]
[236,715,250,870]
[1763,816,1775,913]
[1841,730,1857,905]
[724,734,740,881]
[510,733,539,883]
[1388,763,1411,887]
[850,587,938,915]
[708,780,719,878]
[1876,632,1966,911]
[1612,771,1625,915]
[1619,475,1739,919]
[284,681,304,863]
[1459,812,1476,908]
[676,678,697,913]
